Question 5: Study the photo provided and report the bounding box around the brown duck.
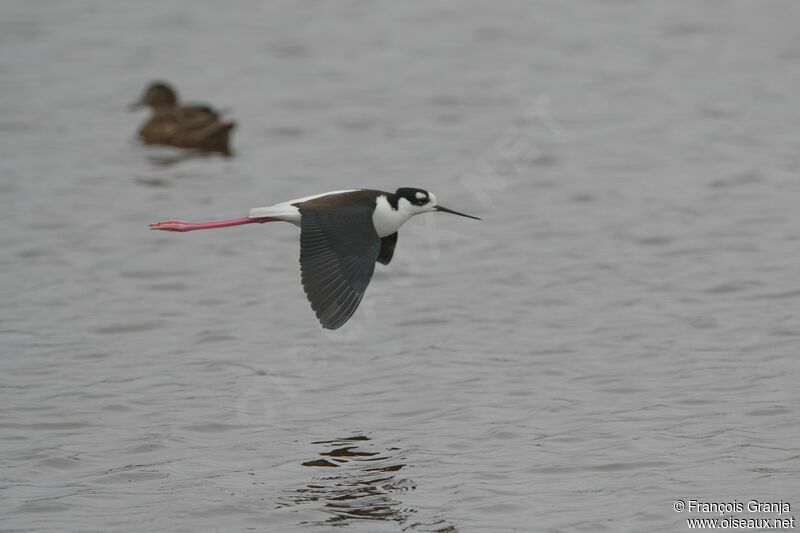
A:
[131,82,235,154]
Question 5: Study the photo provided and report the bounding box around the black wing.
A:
[299,207,380,329]
[377,232,398,265]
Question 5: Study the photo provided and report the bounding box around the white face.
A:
[421,192,439,212]
[374,188,477,238]
[387,188,479,227]
[398,191,438,216]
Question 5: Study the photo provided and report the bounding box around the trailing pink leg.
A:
[149,216,278,232]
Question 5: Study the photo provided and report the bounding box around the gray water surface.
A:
[2,1,800,532]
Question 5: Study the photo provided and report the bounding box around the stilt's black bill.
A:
[434,205,481,220]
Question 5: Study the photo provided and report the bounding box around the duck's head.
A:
[130,82,178,110]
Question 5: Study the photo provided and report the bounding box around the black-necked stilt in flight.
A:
[150,188,480,329]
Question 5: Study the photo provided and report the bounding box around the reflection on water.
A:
[280,435,417,527]
[145,149,233,168]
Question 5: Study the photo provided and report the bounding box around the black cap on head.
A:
[394,187,431,207]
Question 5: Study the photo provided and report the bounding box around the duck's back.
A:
[138,104,235,153]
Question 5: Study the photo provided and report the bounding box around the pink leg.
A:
[150,216,279,232]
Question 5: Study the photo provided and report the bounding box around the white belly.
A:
[372,196,411,237]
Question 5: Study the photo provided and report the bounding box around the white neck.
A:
[372,196,417,237]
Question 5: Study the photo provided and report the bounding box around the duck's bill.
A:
[127,101,144,111]
[434,205,481,220]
